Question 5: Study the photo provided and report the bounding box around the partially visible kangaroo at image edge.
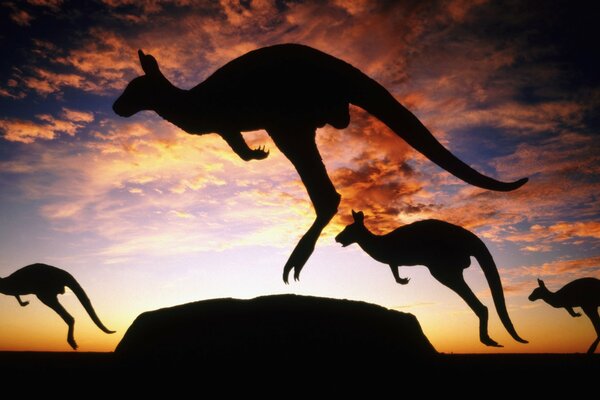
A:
[529,278,600,354]
[335,211,527,347]
[0,263,115,350]
[113,43,528,283]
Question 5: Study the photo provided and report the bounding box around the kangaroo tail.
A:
[65,274,116,334]
[472,237,528,343]
[349,74,527,192]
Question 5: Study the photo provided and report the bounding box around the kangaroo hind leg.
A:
[37,293,77,350]
[581,306,600,354]
[269,126,340,283]
[431,267,501,347]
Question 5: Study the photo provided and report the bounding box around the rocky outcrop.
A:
[116,294,436,365]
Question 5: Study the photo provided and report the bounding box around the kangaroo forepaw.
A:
[396,277,410,285]
[574,312,582,317]
[20,301,30,307]
[250,145,269,160]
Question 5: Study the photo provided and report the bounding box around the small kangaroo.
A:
[335,210,527,347]
[113,44,527,283]
[529,278,600,354]
[0,263,115,350]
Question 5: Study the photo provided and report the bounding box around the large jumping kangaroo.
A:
[529,278,600,354]
[335,211,527,347]
[0,263,115,350]
[113,44,528,283]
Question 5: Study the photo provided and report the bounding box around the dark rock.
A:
[115,294,436,367]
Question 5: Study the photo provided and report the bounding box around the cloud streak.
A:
[0,108,94,143]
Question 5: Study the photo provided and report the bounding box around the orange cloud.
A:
[518,256,600,279]
[0,108,94,143]
[505,221,600,244]
[0,119,56,143]
[491,256,600,297]
[22,68,100,96]
[62,108,94,123]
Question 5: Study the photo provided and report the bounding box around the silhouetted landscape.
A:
[116,294,435,364]
[1,295,597,385]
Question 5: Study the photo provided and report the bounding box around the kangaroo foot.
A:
[283,235,317,283]
[481,336,502,347]
[68,337,78,350]
[282,250,312,284]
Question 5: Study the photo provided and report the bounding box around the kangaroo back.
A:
[471,237,527,343]
[349,73,527,192]
[64,274,115,334]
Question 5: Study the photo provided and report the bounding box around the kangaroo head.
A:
[113,50,170,117]
[528,279,548,301]
[335,210,366,247]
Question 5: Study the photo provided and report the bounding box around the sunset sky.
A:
[0,0,598,353]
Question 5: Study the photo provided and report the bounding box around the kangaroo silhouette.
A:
[529,278,600,354]
[335,210,527,347]
[0,263,115,350]
[113,44,528,283]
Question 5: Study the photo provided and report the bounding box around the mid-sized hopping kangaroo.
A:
[0,263,115,350]
[335,211,528,347]
[113,44,528,283]
[529,278,600,354]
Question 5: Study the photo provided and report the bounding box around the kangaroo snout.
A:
[335,232,350,247]
[112,98,134,117]
[528,293,538,301]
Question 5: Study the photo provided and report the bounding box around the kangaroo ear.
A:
[352,210,364,223]
[537,279,545,287]
[138,49,161,76]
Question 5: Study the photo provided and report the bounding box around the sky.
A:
[0,0,598,353]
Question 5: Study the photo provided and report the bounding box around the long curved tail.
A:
[350,74,527,191]
[472,237,528,343]
[65,275,116,334]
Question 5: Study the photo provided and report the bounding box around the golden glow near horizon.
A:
[0,1,598,353]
